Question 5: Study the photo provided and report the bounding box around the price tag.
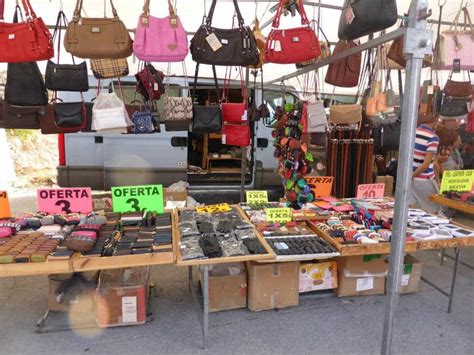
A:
[196,203,232,213]
[356,183,385,199]
[111,184,164,213]
[265,207,292,223]
[0,191,12,218]
[440,170,474,194]
[306,176,334,198]
[246,191,268,204]
[206,33,222,51]
[37,188,93,214]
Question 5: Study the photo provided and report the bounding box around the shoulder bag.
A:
[134,0,188,62]
[295,20,331,69]
[164,63,192,131]
[265,0,321,64]
[329,104,362,127]
[325,40,361,88]
[338,0,398,41]
[131,109,155,134]
[90,58,129,79]
[222,124,250,147]
[440,96,470,118]
[64,0,133,59]
[191,64,222,134]
[190,0,259,66]
[0,99,43,129]
[45,12,89,92]
[40,103,91,134]
[92,92,132,132]
[53,100,86,129]
[0,0,53,63]
[221,67,247,124]
[135,63,166,101]
[443,70,472,99]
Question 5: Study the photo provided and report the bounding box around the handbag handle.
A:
[73,0,118,19]
[206,0,245,27]
[192,63,220,105]
[2,0,36,20]
[142,0,177,23]
[52,11,76,65]
[12,3,23,23]
[272,0,310,28]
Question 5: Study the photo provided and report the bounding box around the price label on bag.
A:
[356,183,385,199]
[112,184,164,213]
[0,191,12,218]
[37,188,93,214]
[305,176,334,198]
[246,191,268,204]
[265,207,292,223]
[196,203,232,213]
[440,170,474,194]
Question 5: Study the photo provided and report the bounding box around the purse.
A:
[440,97,470,118]
[0,100,43,129]
[164,63,192,131]
[0,0,53,63]
[444,71,472,99]
[387,30,433,68]
[92,92,132,131]
[325,40,361,88]
[296,20,331,69]
[45,12,89,92]
[265,0,321,64]
[222,124,250,147]
[40,103,88,134]
[338,0,398,41]
[135,64,166,101]
[5,61,48,107]
[306,101,327,133]
[53,101,86,128]
[191,64,222,134]
[329,104,362,127]
[190,0,259,66]
[248,18,266,69]
[132,110,155,134]
[90,58,129,79]
[134,0,188,62]
[64,0,133,59]
[221,67,247,124]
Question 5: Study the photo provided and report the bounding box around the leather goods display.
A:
[440,97,470,118]
[190,0,259,66]
[222,124,250,147]
[265,0,321,64]
[338,0,398,41]
[134,0,188,62]
[92,92,132,132]
[45,12,89,92]
[329,104,362,127]
[191,64,222,134]
[444,71,472,98]
[0,0,53,63]
[5,61,48,107]
[64,0,133,59]
[90,58,129,79]
[0,100,43,129]
[325,41,361,88]
[135,64,165,101]
[53,101,86,128]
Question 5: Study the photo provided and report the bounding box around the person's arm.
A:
[412,152,434,178]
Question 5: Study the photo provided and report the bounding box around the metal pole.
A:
[381,1,432,354]
[202,265,209,349]
[447,248,461,313]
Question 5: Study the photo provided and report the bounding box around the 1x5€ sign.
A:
[246,191,268,204]
[265,207,292,223]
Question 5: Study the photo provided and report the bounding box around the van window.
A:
[262,91,298,127]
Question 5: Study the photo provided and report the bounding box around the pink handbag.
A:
[133,0,188,62]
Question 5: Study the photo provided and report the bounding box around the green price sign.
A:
[111,184,164,213]
[440,170,474,194]
[246,191,269,204]
[265,207,292,223]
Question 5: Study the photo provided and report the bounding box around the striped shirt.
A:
[413,124,439,180]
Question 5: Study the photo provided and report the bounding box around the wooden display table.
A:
[429,194,474,215]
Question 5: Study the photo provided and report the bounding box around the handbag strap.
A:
[222,67,246,103]
[165,62,190,96]
[206,0,244,27]
[142,0,178,27]
[74,0,118,18]
[0,0,4,20]
[20,0,36,19]
[12,3,23,23]
[273,0,310,28]
[52,11,76,65]
[192,63,220,105]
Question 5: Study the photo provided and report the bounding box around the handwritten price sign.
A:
[0,191,12,218]
[356,184,385,199]
[306,176,334,198]
[440,170,474,193]
[37,188,93,214]
[196,203,232,213]
[246,191,268,204]
[265,207,292,223]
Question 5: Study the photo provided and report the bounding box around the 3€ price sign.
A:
[112,184,164,214]
[306,176,334,198]
[246,191,268,204]
[0,191,12,218]
[356,183,385,199]
[440,170,474,194]
[37,188,93,214]
[265,207,292,224]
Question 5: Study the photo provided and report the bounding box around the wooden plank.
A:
[72,252,173,272]
[429,195,474,215]
[417,237,474,251]
[0,259,72,278]
[174,205,275,266]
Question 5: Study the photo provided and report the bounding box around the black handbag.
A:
[338,0,398,40]
[440,97,469,117]
[192,64,222,134]
[0,100,44,129]
[53,101,86,128]
[381,119,401,151]
[190,0,259,66]
[45,12,89,92]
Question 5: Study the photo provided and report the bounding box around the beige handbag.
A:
[164,63,192,131]
[90,58,129,79]
[329,104,362,126]
[65,0,133,59]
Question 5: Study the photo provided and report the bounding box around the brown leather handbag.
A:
[0,100,44,129]
[444,71,472,98]
[64,0,133,59]
[325,41,361,87]
[387,35,432,68]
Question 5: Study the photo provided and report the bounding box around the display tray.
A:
[429,195,474,215]
[173,205,275,266]
[0,258,73,278]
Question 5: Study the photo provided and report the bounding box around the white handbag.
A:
[92,92,132,131]
[307,101,328,133]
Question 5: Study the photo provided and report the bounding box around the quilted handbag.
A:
[64,0,133,59]
[265,0,321,64]
[338,0,398,41]
[325,40,361,88]
[45,12,89,92]
[134,0,188,62]
[0,100,44,129]
[222,124,250,147]
[135,64,166,101]
[53,101,86,128]
[90,58,129,79]
[329,104,362,126]
[0,0,53,63]
[132,110,155,134]
[190,0,259,66]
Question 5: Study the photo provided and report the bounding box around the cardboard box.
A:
[247,261,299,311]
[335,255,388,297]
[299,261,337,293]
[399,254,422,294]
[48,272,98,313]
[199,263,247,313]
[164,190,187,205]
[96,267,149,328]
[375,175,394,197]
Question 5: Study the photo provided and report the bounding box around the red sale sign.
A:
[37,188,93,214]
[356,183,385,199]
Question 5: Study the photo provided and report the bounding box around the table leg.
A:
[447,248,461,314]
[202,265,209,350]
[439,248,446,266]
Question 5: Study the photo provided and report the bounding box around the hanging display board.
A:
[0,191,12,218]
[440,170,474,194]
[37,188,93,214]
[265,208,292,223]
[356,183,385,199]
[306,176,334,198]
[111,185,164,213]
[246,191,269,204]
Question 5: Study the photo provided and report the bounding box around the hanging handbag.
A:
[131,109,155,134]
[387,31,433,68]
[329,104,362,126]
[0,0,53,63]
[265,0,321,64]
[307,102,327,133]
[90,58,129,79]
[325,40,361,88]
[45,12,89,92]
[296,20,331,69]
[440,97,470,118]
[466,109,474,133]
[338,0,398,41]
[190,0,259,66]
[5,62,48,107]
[40,103,89,134]
[248,18,266,69]
[135,63,166,101]
[0,100,43,129]
[444,71,472,99]
[222,124,250,147]
[164,63,192,131]
[64,0,133,59]
[191,64,222,134]
[134,0,188,62]
[221,67,247,124]
[53,100,86,128]
[92,92,132,131]
[381,119,401,151]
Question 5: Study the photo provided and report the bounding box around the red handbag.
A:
[222,124,250,147]
[265,0,321,64]
[221,67,247,124]
[467,109,474,133]
[0,0,54,63]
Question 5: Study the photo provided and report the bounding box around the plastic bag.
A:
[92,92,133,131]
